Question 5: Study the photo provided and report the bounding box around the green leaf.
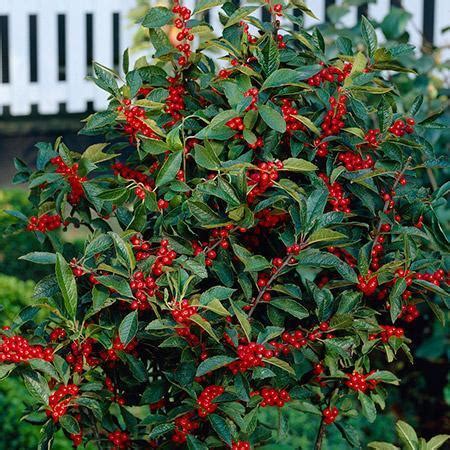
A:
[366,370,399,385]
[200,286,236,304]
[389,278,406,323]
[60,415,80,435]
[368,443,400,450]
[96,275,133,297]
[193,0,225,14]
[29,359,60,381]
[142,7,173,28]
[82,111,117,132]
[396,420,419,450]
[427,435,450,450]
[119,310,138,346]
[263,356,295,375]
[256,37,280,76]
[19,252,57,264]
[140,138,171,155]
[55,253,78,318]
[194,144,220,170]
[291,115,320,135]
[188,201,228,227]
[361,16,378,59]
[83,143,118,163]
[156,151,182,187]
[110,232,136,272]
[209,414,232,445]
[189,314,220,343]
[261,69,299,90]
[358,392,377,423]
[149,423,175,439]
[259,104,286,133]
[225,6,259,28]
[23,372,50,403]
[231,302,252,342]
[187,435,208,450]
[149,29,173,57]
[281,158,318,172]
[307,228,347,245]
[196,356,237,377]
[270,298,309,320]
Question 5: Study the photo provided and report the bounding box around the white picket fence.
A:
[0,0,448,117]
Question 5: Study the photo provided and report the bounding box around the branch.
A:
[314,386,339,450]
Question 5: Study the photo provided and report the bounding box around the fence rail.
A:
[0,0,448,117]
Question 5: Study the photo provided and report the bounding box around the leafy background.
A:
[0,1,448,448]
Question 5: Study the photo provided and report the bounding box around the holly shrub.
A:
[2,1,449,449]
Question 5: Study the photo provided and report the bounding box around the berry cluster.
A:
[165,79,186,126]
[345,372,378,392]
[399,304,420,322]
[370,325,404,342]
[415,269,447,286]
[253,387,291,407]
[370,235,385,271]
[192,226,233,266]
[318,173,351,213]
[112,162,153,189]
[307,62,352,86]
[117,100,158,142]
[46,384,79,422]
[276,33,286,49]
[313,138,329,157]
[255,209,287,228]
[247,161,283,203]
[337,151,375,171]
[218,68,232,79]
[158,198,169,210]
[100,336,138,363]
[197,385,224,417]
[357,273,379,296]
[27,213,62,232]
[226,117,245,132]
[232,441,251,450]
[322,407,339,424]
[172,2,193,67]
[244,87,258,111]
[320,95,347,137]
[70,433,83,447]
[271,3,283,15]
[130,234,152,261]
[389,118,415,137]
[364,128,380,147]
[49,327,66,341]
[0,335,53,363]
[108,430,130,449]
[152,239,178,276]
[280,99,304,133]
[50,156,86,205]
[130,270,157,311]
[272,330,307,355]
[172,413,199,444]
[248,136,264,150]
[172,299,198,323]
[229,342,274,373]
[65,338,98,373]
